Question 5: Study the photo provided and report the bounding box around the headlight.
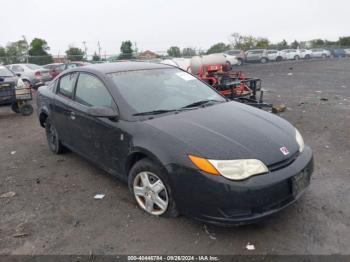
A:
[17,78,25,89]
[188,155,268,181]
[295,128,304,152]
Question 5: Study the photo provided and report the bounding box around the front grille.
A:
[268,151,299,171]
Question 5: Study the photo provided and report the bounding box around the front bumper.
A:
[167,146,314,226]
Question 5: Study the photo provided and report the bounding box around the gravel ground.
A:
[0,58,349,255]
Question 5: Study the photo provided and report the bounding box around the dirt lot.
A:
[1,58,350,255]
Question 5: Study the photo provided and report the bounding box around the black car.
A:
[0,65,20,105]
[36,62,313,225]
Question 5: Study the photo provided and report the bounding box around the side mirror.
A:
[86,106,119,120]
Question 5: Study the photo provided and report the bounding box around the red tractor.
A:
[190,63,271,109]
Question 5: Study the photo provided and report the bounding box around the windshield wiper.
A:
[181,99,224,109]
[133,109,177,116]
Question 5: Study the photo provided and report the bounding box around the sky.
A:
[1,0,349,55]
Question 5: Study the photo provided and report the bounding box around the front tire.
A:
[45,118,65,154]
[128,158,178,218]
[294,55,300,60]
[236,58,243,66]
[260,57,268,64]
[322,54,327,58]
[19,104,33,116]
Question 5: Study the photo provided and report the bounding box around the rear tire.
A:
[236,58,243,66]
[45,118,65,154]
[11,103,20,113]
[276,56,282,62]
[294,55,300,60]
[322,54,327,58]
[19,104,33,116]
[305,54,310,59]
[128,158,179,218]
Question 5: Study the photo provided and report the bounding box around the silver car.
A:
[310,49,331,58]
[7,64,52,89]
[245,49,269,63]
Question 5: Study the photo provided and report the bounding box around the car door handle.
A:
[70,111,76,120]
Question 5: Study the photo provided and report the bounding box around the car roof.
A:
[82,61,173,74]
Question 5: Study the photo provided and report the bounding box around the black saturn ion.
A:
[37,62,313,225]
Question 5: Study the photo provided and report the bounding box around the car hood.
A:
[144,102,299,166]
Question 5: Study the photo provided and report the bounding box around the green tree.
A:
[229,33,258,50]
[256,38,269,49]
[310,39,325,48]
[0,46,6,64]
[119,41,134,59]
[338,36,350,47]
[206,42,230,54]
[92,52,101,62]
[167,46,181,57]
[66,47,85,61]
[5,40,27,64]
[277,39,288,50]
[28,38,53,65]
[182,47,196,57]
[290,40,299,49]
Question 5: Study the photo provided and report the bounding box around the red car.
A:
[43,62,90,78]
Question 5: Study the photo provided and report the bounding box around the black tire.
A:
[128,158,179,218]
[236,58,243,66]
[45,118,65,154]
[305,54,310,59]
[11,103,20,113]
[276,56,282,62]
[260,57,268,64]
[19,104,33,116]
[322,54,326,58]
[294,55,300,60]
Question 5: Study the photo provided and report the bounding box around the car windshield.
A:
[109,68,226,114]
[0,66,15,77]
[26,64,42,70]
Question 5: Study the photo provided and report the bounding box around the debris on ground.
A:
[203,225,216,240]
[94,193,105,200]
[272,104,287,113]
[320,97,329,101]
[0,191,16,198]
[56,159,65,163]
[13,222,29,238]
[287,72,293,76]
[246,243,255,250]
[36,178,40,184]
[10,151,16,155]
[315,90,322,93]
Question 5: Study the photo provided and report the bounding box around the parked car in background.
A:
[43,61,91,79]
[344,49,350,57]
[223,53,238,68]
[330,49,346,58]
[37,62,313,225]
[266,50,285,62]
[7,64,52,89]
[224,50,246,65]
[280,49,301,60]
[299,49,312,59]
[245,49,269,63]
[310,49,331,58]
[0,65,25,105]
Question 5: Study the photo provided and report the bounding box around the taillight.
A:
[35,71,41,77]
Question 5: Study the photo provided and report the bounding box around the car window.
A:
[26,64,41,70]
[11,65,24,72]
[67,64,78,69]
[58,72,78,98]
[0,66,15,77]
[75,73,113,107]
[109,68,225,113]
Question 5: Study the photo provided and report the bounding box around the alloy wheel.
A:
[133,171,169,216]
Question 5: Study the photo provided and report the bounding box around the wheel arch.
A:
[39,107,50,127]
[125,148,166,176]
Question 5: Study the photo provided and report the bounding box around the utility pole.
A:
[82,41,87,60]
[22,35,29,63]
[97,41,102,59]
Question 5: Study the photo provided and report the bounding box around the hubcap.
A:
[133,171,169,216]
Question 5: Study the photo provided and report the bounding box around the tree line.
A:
[1,34,350,65]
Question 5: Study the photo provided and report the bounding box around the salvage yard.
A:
[0,59,350,255]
